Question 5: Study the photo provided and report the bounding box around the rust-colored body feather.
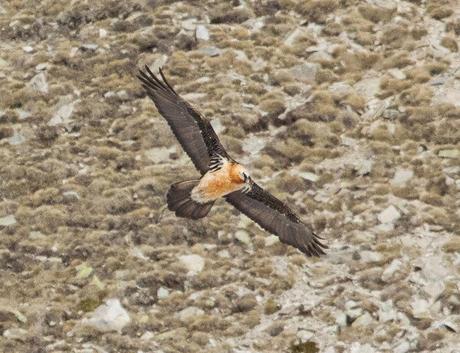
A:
[192,161,245,203]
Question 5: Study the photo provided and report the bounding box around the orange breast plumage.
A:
[191,161,245,203]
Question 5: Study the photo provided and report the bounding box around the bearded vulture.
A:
[137,66,326,256]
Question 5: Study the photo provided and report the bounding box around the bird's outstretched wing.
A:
[226,183,326,256]
[137,66,228,174]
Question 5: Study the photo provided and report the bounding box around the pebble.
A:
[296,329,314,342]
[329,82,353,98]
[29,72,48,94]
[0,214,17,226]
[62,191,80,202]
[235,229,251,245]
[410,297,430,319]
[296,171,319,182]
[438,149,460,159]
[360,250,383,263]
[157,287,170,299]
[198,46,222,57]
[17,109,31,120]
[145,146,176,163]
[22,45,34,53]
[350,343,375,353]
[48,98,76,126]
[378,300,398,323]
[290,63,320,84]
[264,235,279,247]
[99,28,107,38]
[391,168,414,186]
[177,306,204,321]
[3,328,28,341]
[81,298,130,333]
[345,300,363,320]
[81,43,98,51]
[393,340,410,353]
[7,129,27,145]
[354,77,381,100]
[352,312,373,327]
[195,25,209,41]
[377,205,401,224]
[381,259,404,282]
[388,68,406,80]
[267,322,284,336]
[178,254,205,275]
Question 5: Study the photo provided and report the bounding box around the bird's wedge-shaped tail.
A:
[167,180,214,220]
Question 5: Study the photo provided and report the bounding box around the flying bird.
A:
[137,66,326,256]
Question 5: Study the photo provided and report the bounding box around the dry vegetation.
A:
[0,0,459,352]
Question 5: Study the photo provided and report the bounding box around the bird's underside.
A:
[137,66,327,256]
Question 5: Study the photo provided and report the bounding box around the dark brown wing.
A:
[226,183,326,256]
[137,66,228,174]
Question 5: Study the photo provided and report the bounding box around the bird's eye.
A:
[241,172,248,182]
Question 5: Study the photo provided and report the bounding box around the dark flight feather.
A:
[226,184,326,256]
[137,66,228,174]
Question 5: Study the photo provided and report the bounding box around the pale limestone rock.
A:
[377,205,401,224]
[391,168,414,186]
[196,25,209,41]
[179,254,205,275]
[235,230,251,245]
[29,72,48,94]
[177,306,204,321]
[82,298,130,333]
[0,214,16,226]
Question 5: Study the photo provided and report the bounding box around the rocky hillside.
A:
[0,0,459,352]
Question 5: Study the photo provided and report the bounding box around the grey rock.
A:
[81,43,98,51]
[178,254,205,275]
[196,25,209,41]
[345,300,363,320]
[81,298,130,333]
[360,250,383,263]
[145,146,176,163]
[0,214,17,226]
[235,230,251,245]
[264,235,279,247]
[354,77,381,99]
[438,149,460,159]
[388,68,406,80]
[377,205,401,224]
[29,72,48,94]
[352,312,373,327]
[3,328,28,341]
[7,130,26,145]
[198,46,222,57]
[178,306,204,321]
[267,322,284,336]
[62,191,80,202]
[22,46,34,53]
[157,287,170,299]
[290,63,320,84]
[381,259,404,282]
[391,168,414,186]
[350,343,376,353]
[48,97,76,126]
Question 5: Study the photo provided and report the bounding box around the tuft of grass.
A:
[290,341,319,353]
[441,36,458,52]
[358,4,395,23]
[296,0,339,24]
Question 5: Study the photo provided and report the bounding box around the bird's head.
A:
[230,163,252,185]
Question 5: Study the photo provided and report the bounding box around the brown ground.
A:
[0,0,459,352]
